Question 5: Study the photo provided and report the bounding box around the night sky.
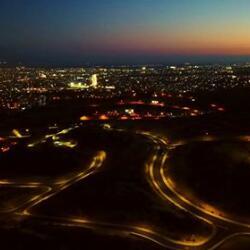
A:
[1,0,250,65]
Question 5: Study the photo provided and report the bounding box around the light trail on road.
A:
[18,150,106,216]
[141,130,250,249]
[2,125,250,250]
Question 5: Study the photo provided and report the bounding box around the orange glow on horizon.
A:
[82,24,250,56]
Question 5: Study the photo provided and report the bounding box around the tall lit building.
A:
[90,74,98,88]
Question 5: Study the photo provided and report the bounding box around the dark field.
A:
[0,138,94,183]
[167,139,250,223]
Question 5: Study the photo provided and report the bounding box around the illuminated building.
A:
[90,74,98,88]
[68,82,89,89]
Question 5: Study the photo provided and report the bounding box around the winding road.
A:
[0,125,250,249]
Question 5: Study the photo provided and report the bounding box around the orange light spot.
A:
[80,116,90,121]
[99,115,109,120]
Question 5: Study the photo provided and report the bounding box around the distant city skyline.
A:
[1,0,250,65]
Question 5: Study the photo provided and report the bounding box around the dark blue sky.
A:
[1,0,250,65]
